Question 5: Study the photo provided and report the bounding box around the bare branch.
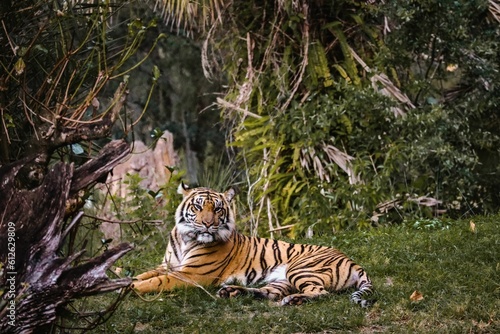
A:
[46,81,129,148]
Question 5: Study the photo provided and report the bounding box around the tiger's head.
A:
[175,183,237,244]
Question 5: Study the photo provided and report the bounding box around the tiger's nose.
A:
[201,212,214,227]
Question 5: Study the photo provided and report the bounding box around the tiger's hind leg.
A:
[217,281,296,301]
[280,284,329,306]
[350,276,375,307]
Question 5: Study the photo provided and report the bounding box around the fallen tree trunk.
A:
[0,140,133,334]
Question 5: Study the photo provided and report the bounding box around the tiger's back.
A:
[132,185,374,306]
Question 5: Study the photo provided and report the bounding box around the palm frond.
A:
[153,0,227,35]
[299,144,361,185]
[489,0,500,23]
[348,46,415,117]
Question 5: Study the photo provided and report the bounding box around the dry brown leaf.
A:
[134,322,151,332]
[469,220,476,233]
[410,290,424,302]
[384,277,394,287]
[472,319,492,330]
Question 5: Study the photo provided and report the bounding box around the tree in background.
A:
[156,0,500,235]
[111,2,225,183]
[0,1,162,332]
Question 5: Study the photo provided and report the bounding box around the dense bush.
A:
[211,0,500,235]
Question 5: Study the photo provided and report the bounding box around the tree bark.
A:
[0,140,133,334]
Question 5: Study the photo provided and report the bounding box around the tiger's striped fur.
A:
[132,184,374,306]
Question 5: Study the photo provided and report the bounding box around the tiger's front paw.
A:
[217,285,244,298]
[280,294,308,306]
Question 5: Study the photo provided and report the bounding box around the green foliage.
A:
[380,0,500,213]
[212,0,500,235]
[196,152,240,191]
[93,170,185,255]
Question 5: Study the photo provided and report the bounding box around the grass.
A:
[70,215,499,333]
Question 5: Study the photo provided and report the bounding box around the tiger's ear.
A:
[177,181,192,197]
[224,187,238,203]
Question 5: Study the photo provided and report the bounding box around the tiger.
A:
[131,184,374,307]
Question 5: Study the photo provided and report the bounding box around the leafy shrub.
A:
[216,0,500,236]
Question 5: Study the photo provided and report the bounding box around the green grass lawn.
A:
[73,215,499,333]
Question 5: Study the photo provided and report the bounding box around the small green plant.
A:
[407,218,451,231]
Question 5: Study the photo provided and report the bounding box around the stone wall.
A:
[99,131,177,241]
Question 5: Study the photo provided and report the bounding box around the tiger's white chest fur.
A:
[264,264,288,282]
